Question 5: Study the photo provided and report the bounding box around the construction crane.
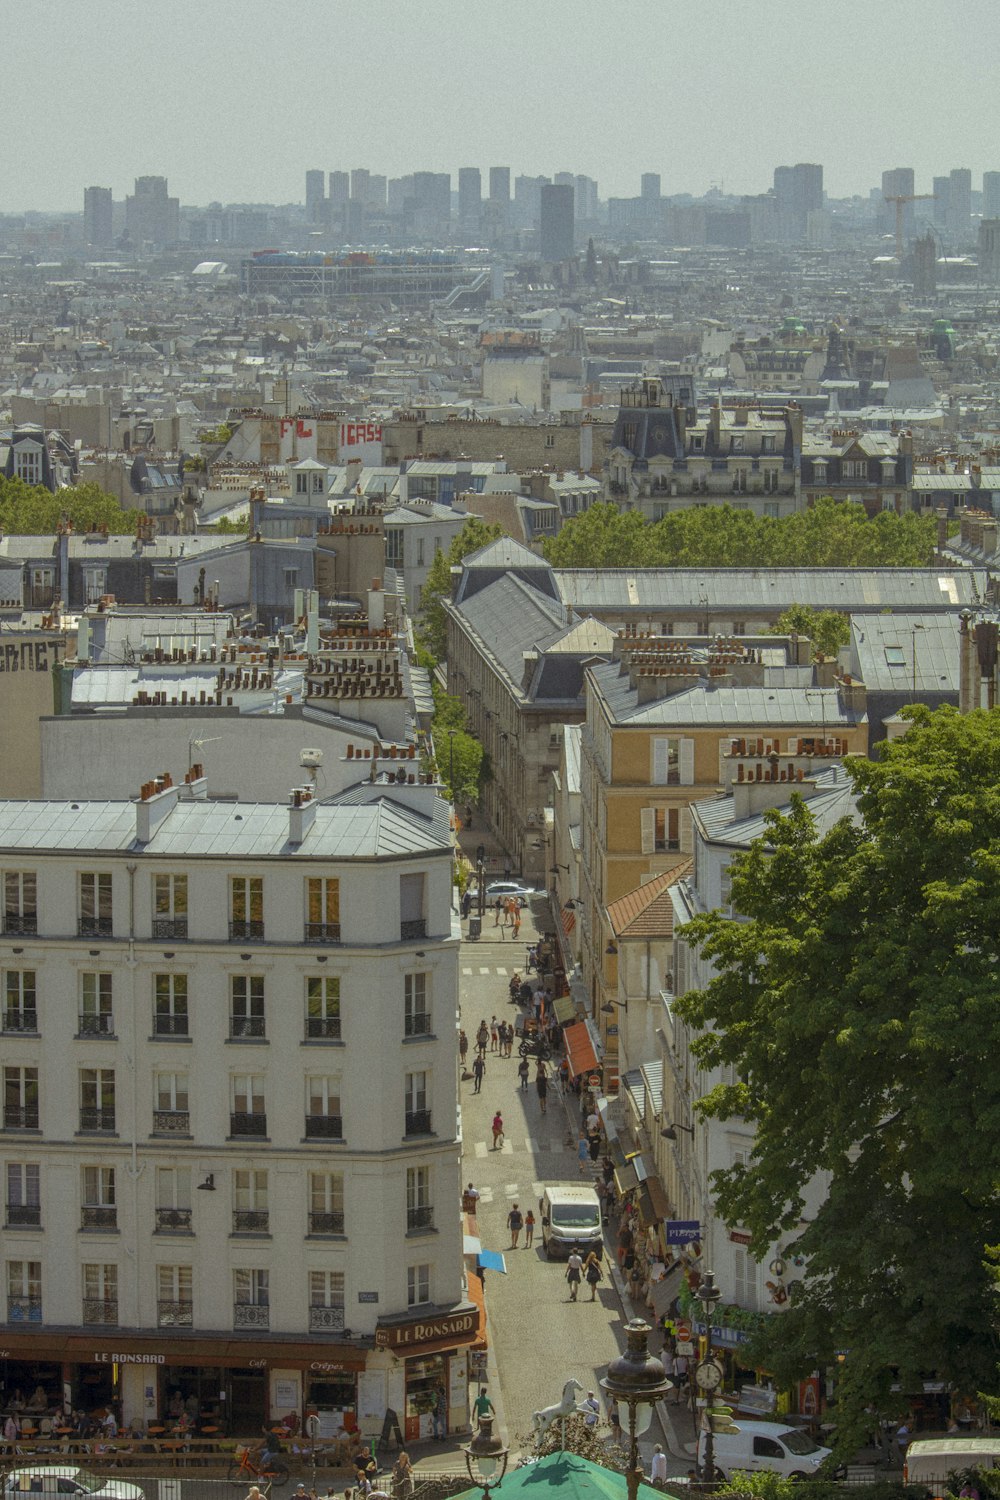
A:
[884,194,935,259]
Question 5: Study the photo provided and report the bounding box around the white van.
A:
[904,1438,1000,1488]
[539,1184,603,1259]
[698,1419,832,1481]
[5,1468,144,1500]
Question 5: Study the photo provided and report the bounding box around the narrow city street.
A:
[457,898,691,1474]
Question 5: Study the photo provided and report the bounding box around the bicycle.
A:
[227,1444,290,1486]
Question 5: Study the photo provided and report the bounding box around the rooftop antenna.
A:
[188,733,222,773]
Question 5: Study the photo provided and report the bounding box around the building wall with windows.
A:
[0,780,474,1437]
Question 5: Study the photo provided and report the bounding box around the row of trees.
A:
[0,476,145,536]
[678,706,1000,1450]
[542,497,937,569]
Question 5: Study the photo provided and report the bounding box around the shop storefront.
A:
[0,1331,365,1435]
[374,1306,480,1443]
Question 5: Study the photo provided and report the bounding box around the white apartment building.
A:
[0,772,475,1443]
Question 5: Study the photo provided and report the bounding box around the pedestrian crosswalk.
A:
[473,1136,575,1157]
[465,1180,567,1206]
[462,964,529,976]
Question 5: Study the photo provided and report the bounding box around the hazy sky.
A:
[7,0,1000,212]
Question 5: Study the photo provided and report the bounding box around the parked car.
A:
[4,1468,145,1500]
[697,1420,832,1481]
[484,880,535,908]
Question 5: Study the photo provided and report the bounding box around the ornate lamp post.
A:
[695,1269,723,1481]
[600,1319,671,1500]
[463,1413,509,1500]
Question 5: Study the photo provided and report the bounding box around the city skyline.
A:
[6,0,1000,213]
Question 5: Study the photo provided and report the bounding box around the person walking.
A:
[458,1030,469,1068]
[476,1021,489,1057]
[536,1067,549,1115]
[577,1133,590,1174]
[672,1351,689,1406]
[584,1251,604,1301]
[489,1016,499,1052]
[472,1053,486,1094]
[608,1399,623,1447]
[390,1452,413,1500]
[494,896,503,928]
[566,1250,583,1301]
[512,906,521,939]
[649,1446,668,1486]
[492,1111,505,1149]
[461,889,472,920]
[472,1388,495,1422]
[581,1391,600,1427]
[518,1056,530,1090]
[524,1209,535,1247]
[507,1202,523,1248]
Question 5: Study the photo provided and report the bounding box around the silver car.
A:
[5,1468,145,1500]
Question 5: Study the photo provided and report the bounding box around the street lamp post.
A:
[600,1319,671,1500]
[695,1269,723,1481]
[463,1413,509,1500]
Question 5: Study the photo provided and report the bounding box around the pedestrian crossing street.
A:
[473,1136,575,1159]
[465,1179,566,1205]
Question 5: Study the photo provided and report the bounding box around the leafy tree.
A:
[210,514,250,534]
[769,604,850,660]
[417,517,504,663]
[0,476,144,535]
[431,684,483,804]
[676,705,1000,1453]
[543,497,936,571]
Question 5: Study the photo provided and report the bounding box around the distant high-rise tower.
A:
[979,219,1000,285]
[881,166,915,238]
[948,167,972,243]
[913,233,938,299]
[351,168,370,204]
[489,167,510,205]
[305,169,325,221]
[774,162,822,241]
[458,167,482,227]
[539,182,574,261]
[328,172,349,206]
[124,176,179,248]
[984,172,1000,220]
[83,186,113,248]
[641,173,661,200]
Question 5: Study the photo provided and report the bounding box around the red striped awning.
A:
[564,1020,598,1079]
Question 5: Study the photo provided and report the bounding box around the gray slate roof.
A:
[693,763,861,848]
[590,660,863,728]
[555,567,983,614]
[849,611,960,694]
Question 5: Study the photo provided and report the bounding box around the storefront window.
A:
[306,1374,357,1434]
[404,1353,446,1442]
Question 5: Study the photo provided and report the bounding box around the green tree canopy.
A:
[431,683,484,805]
[0,476,145,536]
[676,706,1000,1450]
[769,604,850,660]
[542,497,936,570]
[417,516,504,662]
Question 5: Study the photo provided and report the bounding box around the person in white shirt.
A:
[650,1446,668,1485]
[582,1392,600,1427]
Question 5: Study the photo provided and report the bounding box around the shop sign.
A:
[693,1321,751,1348]
[666,1221,700,1244]
[375,1310,477,1351]
[93,1352,166,1365]
[729,1230,753,1246]
[309,1362,350,1372]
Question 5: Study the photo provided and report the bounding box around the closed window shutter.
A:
[787,737,800,754]
[399,873,424,922]
[679,739,695,786]
[652,738,670,785]
[679,806,693,854]
[640,808,655,855]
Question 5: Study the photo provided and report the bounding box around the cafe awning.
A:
[564,1020,599,1079]
[553,992,577,1024]
[650,1257,687,1317]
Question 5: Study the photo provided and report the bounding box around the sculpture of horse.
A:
[531,1378,585,1444]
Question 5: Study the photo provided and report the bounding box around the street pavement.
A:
[456,899,695,1477]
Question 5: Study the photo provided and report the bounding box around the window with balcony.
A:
[3,970,37,1034]
[305,976,341,1040]
[81,1165,116,1231]
[230,877,264,941]
[308,1171,344,1236]
[80,1068,115,1134]
[406,1166,434,1234]
[7,1259,41,1322]
[233,1169,269,1234]
[655,807,679,853]
[153,874,188,939]
[153,973,189,1037]
[404,973,430,1039]
[404,1071,431,1136]
[79,872,113,937]
[82,1263,118,1326]
[3,872,37,936]
[79,972,113,1036]
[309,1270,345,1332]
[154,1072,190,1135]
[385,529,403,568]
[407,1263,430,1308]
[157,1264,193,1326]
[305,878,340,943]
[234,1268,269,1329]
[305,1078,343,1140]
[155,1166,192,1233]
[3,1067,38,1130]
[5,1163,40,1229]
[399,873,426,941]
[230,1074,266,1137]
[230,975,265,1039]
